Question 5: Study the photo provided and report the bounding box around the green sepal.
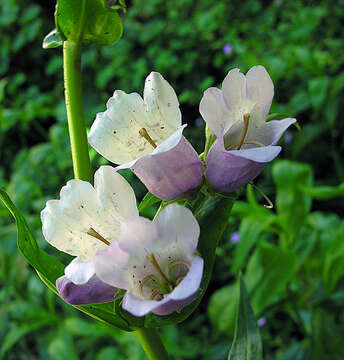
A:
[42,29,63,49]
[55,0,123,46]
[228,275,263,360]
[0,188,133,332]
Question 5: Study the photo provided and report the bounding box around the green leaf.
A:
[138,192,161,214]
[323,222,344,292]
[55,0,123,46]
[272,160,313,240]
[232,214,276,273]
[228,276,263,360]
[0,188,133,332]
[42,29,63,49]
[299,183,344,199]
[142,193,236,327]
[245,242,296,314]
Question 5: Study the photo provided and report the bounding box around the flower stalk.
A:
[63,40,92,183]
[133,328,169,360]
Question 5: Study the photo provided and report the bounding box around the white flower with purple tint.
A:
[88,72,203,201]
[40,166,139,305]
[200,66,296,192]
[94,204,204,317]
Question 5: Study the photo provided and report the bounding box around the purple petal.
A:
[56,275,117,305]
[130,136,203,201]
[206,140,281,192]
[122,256,204,317]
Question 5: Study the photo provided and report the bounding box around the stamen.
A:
[87,227,110,246]
[139,128,157,148]
[237,113,250,150]
[168,261,190,285]
[148,254,173,289]
[139,274,160,299]
[150,288,164,301]
[249,183,274,209]
[167,261,190,272]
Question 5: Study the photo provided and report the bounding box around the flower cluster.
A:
[41,66,294,317]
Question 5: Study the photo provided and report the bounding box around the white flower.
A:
[41,166,138,285]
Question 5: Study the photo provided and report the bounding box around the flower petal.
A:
[199,87,229,137]
[155,204,200,257]
[64,258,95,285]
[246,65,274,124]
[56,274,117,305]
[206,140,281,192]
[94,166,138,220]
[122,256,203,316]
[222,68,247,109]
[41,180,106,261]
[94,242,131,289]
[89,73,181,165]
[247,117,296,145]
[129,128,203,201]
[144,72,181,130]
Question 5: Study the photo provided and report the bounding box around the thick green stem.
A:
[133,327,169,360]
[63,40,92,183]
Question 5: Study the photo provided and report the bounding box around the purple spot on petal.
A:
[258,317,266,327]
[230,231,240,244]
[223,43,233,55]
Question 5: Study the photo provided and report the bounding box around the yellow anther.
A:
[139,128,157,149]
[87,228,110,246]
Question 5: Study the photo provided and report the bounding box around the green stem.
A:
[133,327,169,360]
[63,40,93,183]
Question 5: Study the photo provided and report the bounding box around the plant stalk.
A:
[133,327,169,360]
[63,40,93,183]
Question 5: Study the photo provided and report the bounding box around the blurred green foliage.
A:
[1,0,344,359]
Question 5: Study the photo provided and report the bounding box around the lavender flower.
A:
[88,72,203,201]
[258,317,266,327]
[200,66,296,192]
[284,132,293,144]
[223,43,233,55]
[94,204,204,316]
[230,231,240,244]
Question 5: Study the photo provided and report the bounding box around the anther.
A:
[148,254,173,290]
[87,228,110,245]
[139,274,161,299]
[139,128,157,148]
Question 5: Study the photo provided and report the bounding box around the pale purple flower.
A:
[258,317,266,327]
[230,231,240,244]
[41,166,139,305]
[223,43,233,55]
[200,66,296,192]
[94,204,204,317]
[195,117,203,127]
[88,72,203,201]
[284,132,293,144]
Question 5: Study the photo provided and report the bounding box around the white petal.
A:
[154,203,200,258]
[41,180,107,261]
[144,72,181,129]
[64,258,95,285]
[199,87,228,137]
[246,65,274,124]
[222,68,248,109]
[94,166,138,220]
[89,73,181,165]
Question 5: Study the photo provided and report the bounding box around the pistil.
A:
[148,253,173,290]
[139,128,157,149]
[87,227,110,245]
[237,113,250,150]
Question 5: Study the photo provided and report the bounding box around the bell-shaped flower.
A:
[94,204,204,317]
[40,166,139,305]
[200,66,296,192]
[88,72,203,201]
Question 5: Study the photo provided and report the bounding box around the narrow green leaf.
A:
[228,275,263,360]
[299,183,344,199]
[42,29,63,49]
[0,188,132,331]
[138,192,161,214]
